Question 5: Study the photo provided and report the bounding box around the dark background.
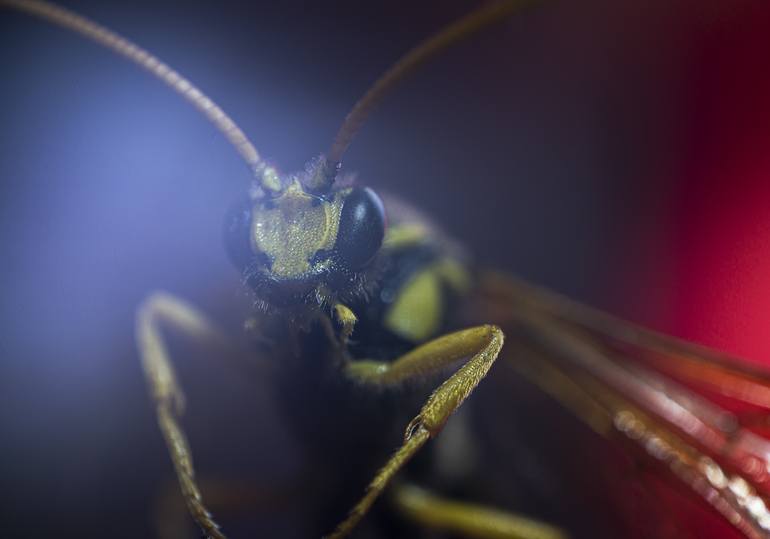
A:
[1,1,768,537]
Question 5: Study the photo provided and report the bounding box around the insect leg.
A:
[154,477,303,539]
[391,482,567,539]
[333,303,358,346]
[327,325,504,538]
[136,292,230,539]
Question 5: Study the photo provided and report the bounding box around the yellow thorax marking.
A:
[384,258,470,343]
[383,223,428,249]
[251,181,343,278]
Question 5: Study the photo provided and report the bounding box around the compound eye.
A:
[223,197,255,270]
[335,187,386,269]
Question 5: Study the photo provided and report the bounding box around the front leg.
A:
[136,292,231,539]
[333,302,358,347]
[327,325,504,538]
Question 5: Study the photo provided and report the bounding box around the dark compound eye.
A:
[223,197,256,271]
[335,187,386,269]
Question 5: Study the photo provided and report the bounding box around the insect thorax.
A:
[346,205,472,360]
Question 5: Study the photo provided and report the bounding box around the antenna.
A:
[307,0,536,193]
[2,0,282,194]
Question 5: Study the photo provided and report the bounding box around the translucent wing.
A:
[471,271,770,539]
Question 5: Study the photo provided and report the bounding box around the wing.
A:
[471,271,770,539]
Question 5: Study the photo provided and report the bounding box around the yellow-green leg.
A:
[333,303,358,346]
[327,325,505,538]
[154,476,303,539]
[136,292,230,539]
[392,483,567,539]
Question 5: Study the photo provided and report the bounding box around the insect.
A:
[3,1,770,538]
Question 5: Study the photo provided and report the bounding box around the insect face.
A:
[225,170,386,311]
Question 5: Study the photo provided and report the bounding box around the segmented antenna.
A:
[307,0,535,193]
[2,0,282,194]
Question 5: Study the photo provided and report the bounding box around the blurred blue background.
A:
[3,1,762,537]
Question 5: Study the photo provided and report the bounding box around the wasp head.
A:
[224,168,386,312]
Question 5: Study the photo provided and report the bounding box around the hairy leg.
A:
[137,292,233,539]
[327,325,504,538]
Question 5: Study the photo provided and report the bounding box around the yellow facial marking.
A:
[251,181,343,278]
